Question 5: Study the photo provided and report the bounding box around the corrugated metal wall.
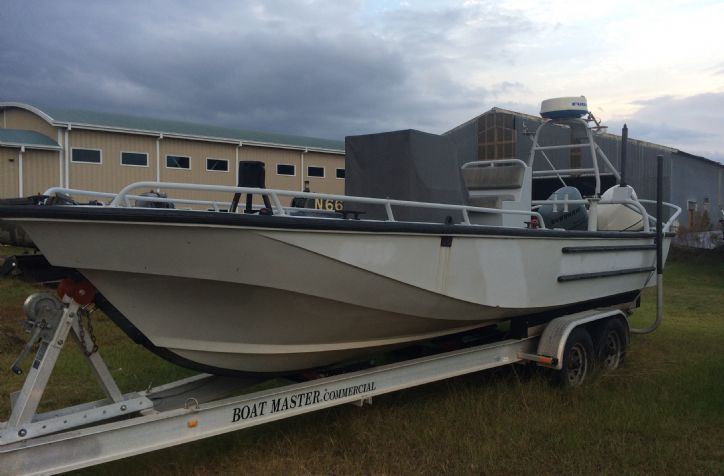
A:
[303,151,345,195]
[23,150,60,196]
[4,109,57,138]
[69,129,157,192]
[514,115,572,168]
[587,133,674,208]
[0,148,20,198]
[670,154,723,227]
[156,137,236,205]
[5,105,718,221]
[0,148,61,199]
[0,106,345,208]
[443,120,478,169]
[239,145,301,207]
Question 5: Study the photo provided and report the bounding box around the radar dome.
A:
[540,96,588,119]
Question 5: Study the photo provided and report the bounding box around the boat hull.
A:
[5,210,669,373]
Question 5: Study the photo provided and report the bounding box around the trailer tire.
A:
[597,318,627,370]
[557,327,594,387]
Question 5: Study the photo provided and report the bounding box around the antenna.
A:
[620,124,628,187]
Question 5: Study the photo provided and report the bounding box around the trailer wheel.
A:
[597,319,627,370]
[558,328,594,387]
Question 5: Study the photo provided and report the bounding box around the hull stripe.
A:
[561,244,656,253]
[558,266,656,282]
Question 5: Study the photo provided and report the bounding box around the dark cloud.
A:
[0,1,532,140]
[607,93,724,162]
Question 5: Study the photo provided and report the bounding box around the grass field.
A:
[0,245,722,475]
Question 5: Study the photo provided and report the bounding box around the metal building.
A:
[2,102,722,230]
[445,107,724,228]
[0,102,345,205]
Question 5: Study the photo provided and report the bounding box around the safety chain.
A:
[77,305,99,356]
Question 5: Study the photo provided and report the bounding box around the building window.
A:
[166,155,190,169]
[336,168,345,179]
[477,111,515,161]
[71,148,102,164]
[206,158,229,172]
[277,164,295,176]
[307,166,325,178]
[121,151,148,167]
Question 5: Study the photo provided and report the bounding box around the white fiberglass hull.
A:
[11,214,668,373]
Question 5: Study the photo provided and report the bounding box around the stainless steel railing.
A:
[45,182,546,228]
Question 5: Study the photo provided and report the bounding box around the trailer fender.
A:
[535,308,627,370]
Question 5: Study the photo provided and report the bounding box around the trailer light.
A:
[517,352,556,365]
[187,419,198,428]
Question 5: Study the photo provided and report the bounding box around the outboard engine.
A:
[598,185,644,231]
[538,186,588,230]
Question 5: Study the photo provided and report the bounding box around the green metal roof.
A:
[0,128,60,149]
[38,105,344,152]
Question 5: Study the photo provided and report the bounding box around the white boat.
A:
[0,98,680,374]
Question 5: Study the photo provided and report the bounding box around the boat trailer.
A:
[0,293,633,475]
[0,156,671,474]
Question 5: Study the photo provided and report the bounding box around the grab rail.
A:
[42,182,679,234]
[105,181,546,227]
[638,199,682,232]
[43,187,232,210]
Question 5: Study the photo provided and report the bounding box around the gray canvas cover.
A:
[344,130,466,222]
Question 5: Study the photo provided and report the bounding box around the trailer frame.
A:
[0,293,629,476]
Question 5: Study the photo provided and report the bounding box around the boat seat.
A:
[461,161,528,210]
[460,160,532,227]
[467,195,515,209]
[461,163,526,191]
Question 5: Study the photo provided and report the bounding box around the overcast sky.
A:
[1,0,723,161]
